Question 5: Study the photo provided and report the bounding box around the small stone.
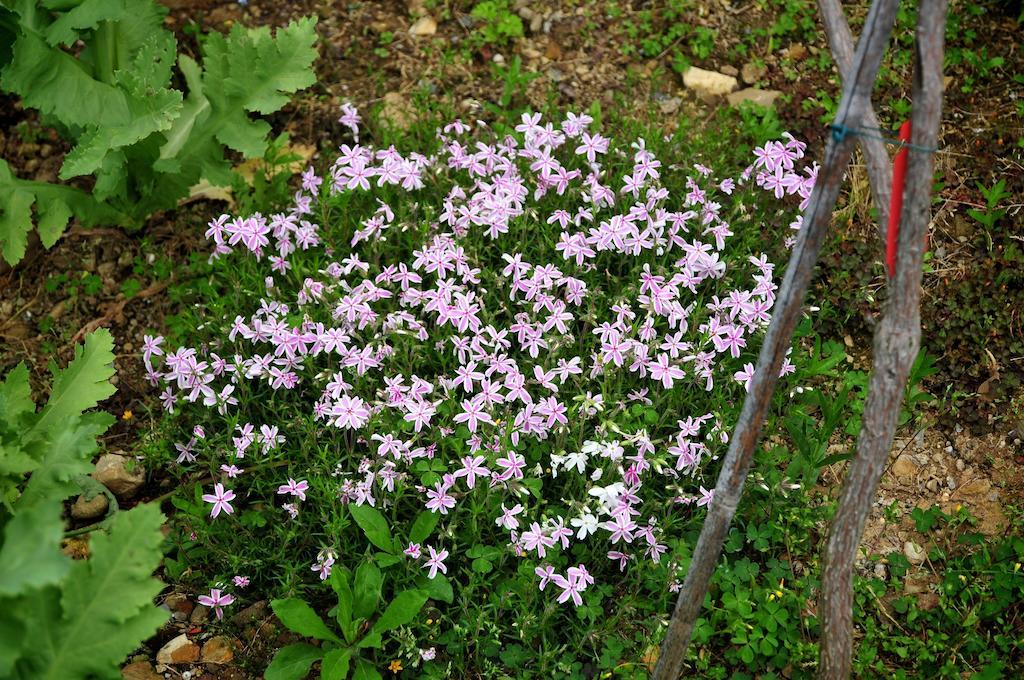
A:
[122,661,163,680]
[522,46,541,60]
[946,476,956,490]
[530,14,542,33]
[959,479,991,497]
[71,492,109,520]
[409,15,437,36]
[492,53,504,64]
[890,454,919,481]
[165,593,194,619]
[873,562,887,579]
[92,453,145,500]
[955,459,965,471]
[903,541,926,564]
[200,636,236,665]
[925,479,939,493]
[682,67,739,99]
[157,634,200,665]
[190,605,210,624]
[741,61,767,84]
[719,64,738,77]
[726,88,782,109]
[658,97,682,115]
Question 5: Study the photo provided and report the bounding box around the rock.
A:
[682,67,739,100]
[165,593,194,621]
[958,479,991,497]
[157,634,200,665]
[741,61,767,84]
[232,600,269,625]
[200,636,236,664]
[190,605,210,624]
[93,454,145,499]
[890,454,919,482]
[720,64,738,77]
[726,88,782,109]
[925,478,939,493]
[121,661,163,680]
[379,92,416,130]
[873,562,887,580]
[658,97,682,115]
[409,16,437,36]
[71,492,109,520]
[955,458,965,471]
[903,541,926,564]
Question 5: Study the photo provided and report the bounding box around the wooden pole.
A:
[818,0,894,243]
[652,1,902,676]
[818,0,947,676]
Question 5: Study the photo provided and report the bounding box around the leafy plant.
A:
[0,1,318,264]
[266,567,429,680]
[967,178,1011,251]
[469,0,523,47]
[0,329,167,678]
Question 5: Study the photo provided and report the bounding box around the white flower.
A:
[570,512,599,539]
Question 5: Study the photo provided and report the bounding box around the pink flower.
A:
[232,576,250,588]
[423,545,448,579]
[198,588,235,620]
[201,483,235,519]
[277,478,309,501]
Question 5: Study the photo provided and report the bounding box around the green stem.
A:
[93,20,119,85]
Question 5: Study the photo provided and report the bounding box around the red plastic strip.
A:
[886,120,912,278]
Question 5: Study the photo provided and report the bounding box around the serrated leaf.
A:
[45,0,128,46]
[0,187,33,266]
[0,363,34,426]
[36,198,73,248]
[29,329,116,441]
[271,599,341,643]
[408,511,439,543]
[349,504,393,553]
[1,33,131,129]
[0,501,69,596]
[320,648,352,680]
[28,504,166,680]
[0,604,28,677]
[19,414,112,506]
[352,561,382,620]
[264,643,322,680]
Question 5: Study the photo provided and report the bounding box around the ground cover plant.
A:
[138,104,825,676]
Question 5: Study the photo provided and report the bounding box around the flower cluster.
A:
[144,107,812,610]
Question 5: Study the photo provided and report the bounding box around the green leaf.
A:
[329,567,354,643]
[418,573,453,604]
[26,504,167,680]
[0,187,33,266]
[45,0,128,46]
[349,504,393,553]
[264,643,322,680]
[19,414,112,506]
[0,363,34,426]
[0,32,131,129]
[409,511,439,544]
[320,647,352,680]
[28,329,116,441]
[35,198,73,249]
[271,599,341,643]
[370,589,428,636]
[351,658,383,680]
[0,501,69,596]
[352,561,382,620]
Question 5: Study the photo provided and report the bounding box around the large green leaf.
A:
[349,504,393,553]
[0,363,34,428]
[28,504,167,680]
[408,510,439,543]
[320,648,352,680]
[29,329,116,441]
[264,643,322,680]
[0,186,33,266]
[352,561,382,620]
[271,598,341,643]
[19,414,112,507]
[329,567,355,642]
[0,32,131,129]
[358,590,428,649]
[45,0,128,46]
[0,501,69,596]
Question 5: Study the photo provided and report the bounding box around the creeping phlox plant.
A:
[144,106,815,658]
